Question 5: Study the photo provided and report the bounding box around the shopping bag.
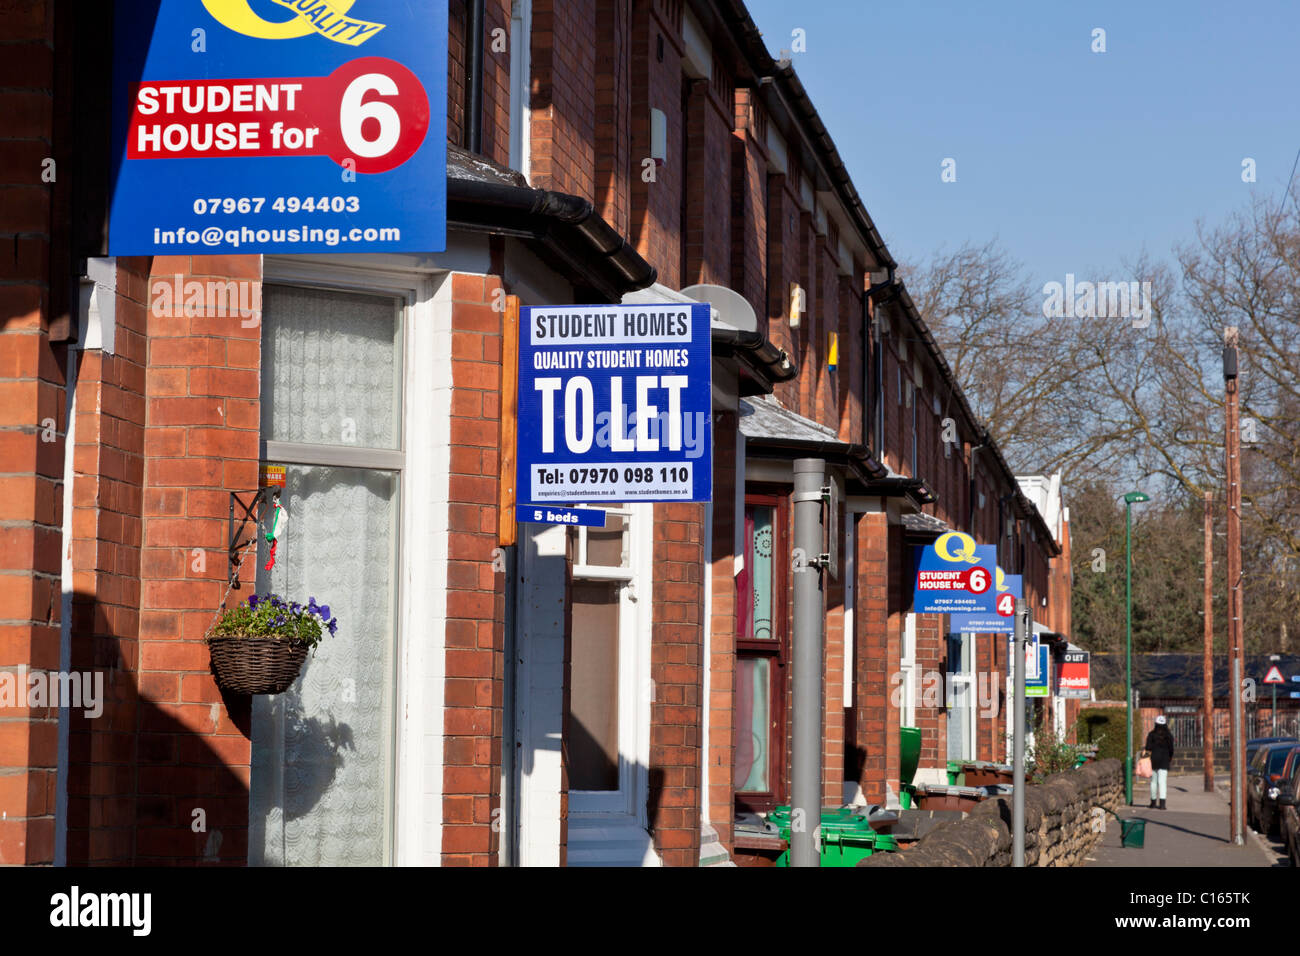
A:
[1135,755,1152,778]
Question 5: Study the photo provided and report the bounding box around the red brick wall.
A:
[64,259,145,865]
[824,566,845,806]
[441,274,507,866]
[448,0,513,168]
[629,1,684,289]
[837,275,861,446]
[63,254,261,865]
[681,73,732,288]
[530,0,597,196]
[765,173,800,411]
[854,511,902,804]
[910,610,942,769]
[0,0,60,865]
[595,0,633,236]
[706,411,737,849]
[813,234,838,427]
[731,92,768,329]
[649,500,703,865]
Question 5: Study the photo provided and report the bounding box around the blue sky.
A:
[743,0,1300,286]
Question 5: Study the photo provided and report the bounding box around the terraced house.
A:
[0,0,1076,867]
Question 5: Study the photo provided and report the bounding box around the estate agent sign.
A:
[516,303,713,506]
[110,0,446,254]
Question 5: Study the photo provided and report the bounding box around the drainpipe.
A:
[865,268,898,459]
[790,458,826,867]
[1012,597,1030,866]
[966,442,985,535]
[466,0,485,154]
[500,544,518,865]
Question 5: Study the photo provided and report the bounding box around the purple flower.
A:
[248,594,261,608]
[327,618,338,636]
[318,605,331,621]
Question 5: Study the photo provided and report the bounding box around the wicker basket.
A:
[208,635,309,695]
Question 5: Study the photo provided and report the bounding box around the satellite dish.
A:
[681,283,757,333]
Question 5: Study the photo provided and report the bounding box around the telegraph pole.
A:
[1224,327,1244,846]
[1202,491,1214,792]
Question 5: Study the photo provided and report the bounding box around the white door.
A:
[563,504,658,865]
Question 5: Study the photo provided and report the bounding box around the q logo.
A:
[934,531,979,565]
[995,566,1007,592]
[201,0,387,46]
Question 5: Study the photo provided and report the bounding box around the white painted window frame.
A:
[900,612,917,728]
[949,631,977,761]
[509,0,532,179]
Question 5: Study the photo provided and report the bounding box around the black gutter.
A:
[465,0,485,154]
[865,475,936,508]
[768,63,894,269]
[446,175,657,302]
[711,327,796,396]
[709,0,895,271]
[742,433,935,507]
[744,437,888,490]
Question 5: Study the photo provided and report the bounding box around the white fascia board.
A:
[765,125,788,175]
[837,237,853,278]
[814,200,828,237]
[80,257,117,354]
[681,4,712,80]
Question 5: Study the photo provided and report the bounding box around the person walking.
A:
[1143,715,1175,809]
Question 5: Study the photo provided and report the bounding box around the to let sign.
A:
[109,0,446,254]
[949,569,1020,635]
[1056,650,1090,699]
[912,531,998,614]
[516,304,712,504]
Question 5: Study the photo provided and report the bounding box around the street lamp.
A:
[1124,490,1150,806]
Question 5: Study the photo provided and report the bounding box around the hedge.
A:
[1076,708,1133,762]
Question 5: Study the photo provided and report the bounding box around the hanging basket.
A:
[208,635,309,695]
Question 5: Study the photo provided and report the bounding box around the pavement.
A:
[1083,774,1289,867]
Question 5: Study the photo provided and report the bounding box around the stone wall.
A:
[859,759,1124,867]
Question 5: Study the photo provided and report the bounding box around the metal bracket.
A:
[228,487,280,588]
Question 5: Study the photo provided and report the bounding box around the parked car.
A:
[1261,746,1300,839]
[1278,757,1300,867]
[1246,741,1300,835]
[1247,735,1298,764]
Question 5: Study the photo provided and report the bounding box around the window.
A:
[735,496,789,813]
[250,284,404,866]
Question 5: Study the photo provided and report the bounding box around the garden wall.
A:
[859,759,1124,867]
